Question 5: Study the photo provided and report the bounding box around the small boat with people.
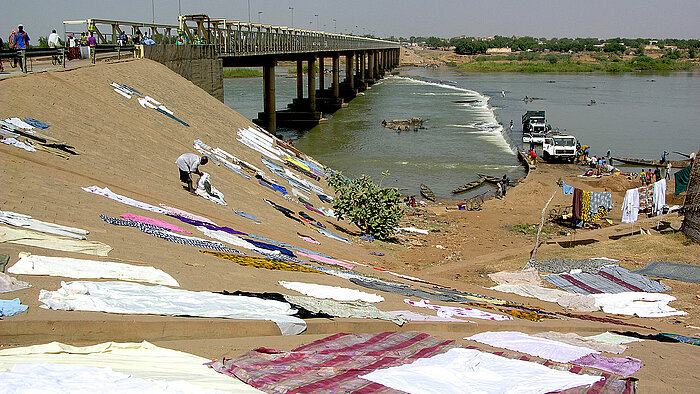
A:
[420,184,436,201]
[452,178,486,194]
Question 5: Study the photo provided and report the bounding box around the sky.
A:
[3,0,699,41]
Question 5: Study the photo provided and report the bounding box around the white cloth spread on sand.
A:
[396,227,430,235]
[405,299,513,321]
[488,268,544,286]
[1,137,36,152]
[465,331,599,363]
[0,210,89,240]
[39,281,306,336]
[4,118,35,130]
[592,292,686,318]
[8,252,179,286]
[532,332,627,354]
[490,283,596,312]
[652,179,666,215]
[0,272,31,293]
[0,225,112,256]
[82,186,169,214]
[584,332,645,345]
[621,188,640,223]
[195,173,227,206]
[0,341,261,393]
[387,310,475,323]
[278,281,384,303]
[0,363,224,394]
[359,347,602,394]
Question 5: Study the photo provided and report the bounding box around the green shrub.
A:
[327,171,403,240]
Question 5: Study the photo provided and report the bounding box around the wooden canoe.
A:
[611,157,690,168]
[452,178,486,194]
[477,173,502,184]
[420,184,436,201]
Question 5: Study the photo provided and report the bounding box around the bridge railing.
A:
[62,16,399,57]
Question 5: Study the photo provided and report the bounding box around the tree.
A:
[689,46,695,59]
[454,38,488,55]
[327,171,403,240]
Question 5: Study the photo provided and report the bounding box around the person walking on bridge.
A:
[176,153,208,194]
[48,29,61,48]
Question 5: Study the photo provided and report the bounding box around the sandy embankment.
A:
[0,59,698,392]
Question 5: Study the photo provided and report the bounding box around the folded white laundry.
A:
[278,281,384,303]
[360,347,602,394]
[0,210,89,240]
[9,252,179,286]
[39,281,306,336]
[195,173,227,206]
[592,292,686,318]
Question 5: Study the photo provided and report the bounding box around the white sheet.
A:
[0,210,88,240]
[592,291,686,317]
[584,332,645,345]
[278,281,384,303]
[0,341,261,393]
[1,363,223,394]
[360,347,602,394]
[621,188,639,224]
[195,173,227,206]
[82,186,169,214]
[465,331,598,363]
[8,252,179,286]
[489,284,596,312]
[39,281,306,336]
[0,225,112,256]
[199,227,278,256]
[4,117,35,130]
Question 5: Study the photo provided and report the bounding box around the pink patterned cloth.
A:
[297,250,355,270]
[404,299,513,321]
[571,354,643,377]
[120,214,192,234]
[158,204,217,225]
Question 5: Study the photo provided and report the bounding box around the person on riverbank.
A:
[176,153,208,193]
[529,149,537,165]
[48,29,61,48]
[509,120,513,131]
[646,169,653,185]
[501,175,509,196]
[660,150,668,164]
[639,170,647,185]
[88,32,97,64]
[666,162,672,179]
[654,167,661,182]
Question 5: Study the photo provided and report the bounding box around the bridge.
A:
[63,16,401,134]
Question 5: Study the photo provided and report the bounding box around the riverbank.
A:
[1,58,698,392]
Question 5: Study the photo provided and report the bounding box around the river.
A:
[224,67,700,199]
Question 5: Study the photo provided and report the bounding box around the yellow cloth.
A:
[0,225,112,256]
[461,301,556,322]
[0,341,261,392]
[202,251,324,274]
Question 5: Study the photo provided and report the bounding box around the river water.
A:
[224,67,700,199]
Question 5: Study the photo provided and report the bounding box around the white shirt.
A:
[48,33,60,48]
[175,153,201,172]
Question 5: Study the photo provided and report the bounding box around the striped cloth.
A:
[207,331,457,393]
[543,266,670,295]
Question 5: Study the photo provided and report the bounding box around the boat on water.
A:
[453,178,486,194]
[420,184,436,201]
[477,174,502,184]
[610,157,690,168]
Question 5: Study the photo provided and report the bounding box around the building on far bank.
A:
[486,47,512,54]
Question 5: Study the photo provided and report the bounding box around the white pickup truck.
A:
[542,135,577,162]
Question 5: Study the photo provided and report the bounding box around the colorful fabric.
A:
[674,165,692,195]
[297,233,320,244]
[283,295,407,325]
[461,301,556,322]
[100,215,240,254]
[573,188,583,220]
[23,118,50,129]
[0,272,31,294]
[559,313,654,330]
[526,258,617,274]
[360,347,603,394]
[248,233,336,260]
[562,181,574,195]
[202,251,322,273]
[405,299,513,321]
[586,191,613,222]
[120,213,192,234]
[543,266,670,295]
[233,209,261,223]
[633,261,700,284]
[168,215,247,236]
[0,298,28,317]
[317,227,352,245]
[570,354,643,377]
[297,250,355,270]
[158,204,216,225]
[466,331,598,364]
[207,331,455,393]
[386,310,475,323]
[658,333,700,346]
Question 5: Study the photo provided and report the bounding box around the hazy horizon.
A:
[3,1,699,42]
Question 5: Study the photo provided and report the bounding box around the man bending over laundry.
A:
[175,153,208,193]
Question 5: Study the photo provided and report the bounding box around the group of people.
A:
[639,167,664,186]
[2,24,31,71]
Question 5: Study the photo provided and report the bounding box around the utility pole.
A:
[178,0,181,16]
[315,14,319,31]
[333,19,336,33]
[289,7,294,29]
[247,0,251,23]
[258,11,262,24]
[151,0,155,23]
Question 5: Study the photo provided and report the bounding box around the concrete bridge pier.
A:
[368,51,375,82]
[262,60,276,134]
[339,52,357,101]
[315,54,343,113]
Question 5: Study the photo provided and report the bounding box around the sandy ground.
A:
[1,58,698,393]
